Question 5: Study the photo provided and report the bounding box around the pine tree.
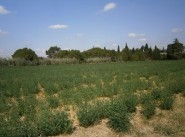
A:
[167,38,184,59]
[152,45,161,60]
[117,45,120,53]
[122,43,131,61]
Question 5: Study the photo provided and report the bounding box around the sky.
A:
[0,0,185,57]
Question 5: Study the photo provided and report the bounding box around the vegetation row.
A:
[0,38,185,66]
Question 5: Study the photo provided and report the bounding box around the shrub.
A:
[158,90,174,110]
[140,93,156,119]
[123,94,138,113]
[47,96,60,108]
[0,106,39,137]
[17,95,37,119]
[12,48,38,61]
[77,101,108,127]
[140,93,154,105]
[166,79,185,94]
[159,96,174,110]
[142,102,156,119]
[37,110,73,136]
[107,99,131,132]
[12,121,39,137]
[85,57,111,63]
[151,88,163,100]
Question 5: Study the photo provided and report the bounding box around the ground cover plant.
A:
[0,60,185,136]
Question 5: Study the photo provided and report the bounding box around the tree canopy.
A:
[167,38,184,59]
[12,48,38,61]
[46,46,61,58]
[9,38,185,65]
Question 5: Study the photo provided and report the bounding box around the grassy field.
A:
[0,61,185,136]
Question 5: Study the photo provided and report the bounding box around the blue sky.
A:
[0,0,185,57]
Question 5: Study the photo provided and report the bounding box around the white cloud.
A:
[139,38,147,42]
[128,33,137,37]
[48,24,68,29]
[0,29,8,35]
[0,5,10,14]
[128,33,145,38]
[171,28,183,33]
[103,2,116,12]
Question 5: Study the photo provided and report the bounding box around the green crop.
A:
[0,60,185,135]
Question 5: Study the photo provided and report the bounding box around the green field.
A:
[0,61,185,136]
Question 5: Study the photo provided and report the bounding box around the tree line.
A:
[0,38,184,66]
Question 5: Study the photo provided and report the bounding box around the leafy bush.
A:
[17,95,37,119]
[142,102,156,119]
[47,96,60,108]
[151,88,163,100]
[37,110,73,136]
[77,101,108,127]
[11,121,39,137]
[157,90,174,110]
[140,93,154,105]
[140,93,156,119]
[0,105,39,137]
[107,99,131,132]
[12,48,38,61]
[123,93,138,113]
[159,96,174,110]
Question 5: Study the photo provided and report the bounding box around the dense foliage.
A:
[46,46,61,58]
[12,48,38,61]
[0,38,184,66]
[167,38,184,59]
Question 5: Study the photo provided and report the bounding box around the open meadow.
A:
[0,60,185,137]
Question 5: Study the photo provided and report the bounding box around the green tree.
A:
[147,47,153,60]
[69,50,84,61]
[83,47,108,58]
[54,50,69,58]
[167,38,184,59]
[132,49,145,61]
[144,43,149,52]
[152,45,161,60]
[143,43,150,60]
[12,48,38,61]
[46,46,61,58]
[117,45,120,53]
[122,43,131,61]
